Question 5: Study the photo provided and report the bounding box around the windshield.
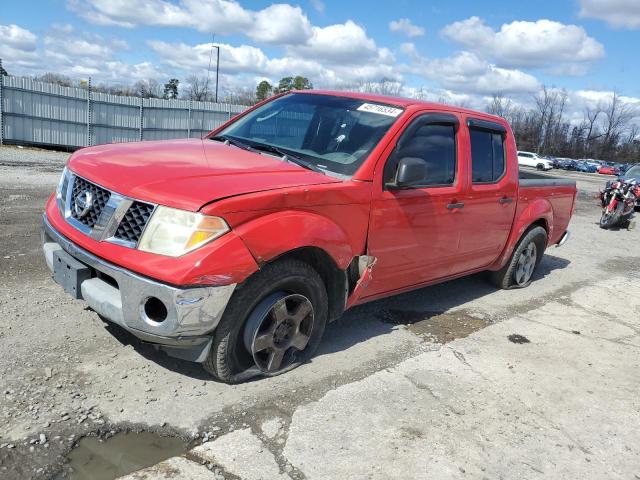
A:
[215,93,403,177]
[624,165,640,180]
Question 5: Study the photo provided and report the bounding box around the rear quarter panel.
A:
[490,181,576,270]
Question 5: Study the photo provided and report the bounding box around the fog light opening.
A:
[144,297,168,323]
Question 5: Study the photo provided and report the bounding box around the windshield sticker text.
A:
[357,103,403,117]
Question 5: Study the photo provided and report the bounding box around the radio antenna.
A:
[201,33,216,136]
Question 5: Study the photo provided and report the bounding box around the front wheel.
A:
[599,204,622,229]
[490,226,547,289]
[203,259,328,383]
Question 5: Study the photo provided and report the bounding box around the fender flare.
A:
[233,210,355,270]
[490,198,553,271]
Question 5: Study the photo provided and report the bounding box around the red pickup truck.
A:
[42,91,576,382]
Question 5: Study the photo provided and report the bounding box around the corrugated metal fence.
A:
[0,76,248,149]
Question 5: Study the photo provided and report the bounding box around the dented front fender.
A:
[233,210,357,269]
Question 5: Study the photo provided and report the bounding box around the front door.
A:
[364,112,466,298]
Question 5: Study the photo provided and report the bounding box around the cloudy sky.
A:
[1,0,640,114]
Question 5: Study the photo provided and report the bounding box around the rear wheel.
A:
[203,259,328,383]
[490,226,547,289]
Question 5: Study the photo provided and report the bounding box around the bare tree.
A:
[484,85,640,163]
[35,73,74,87]
[223,87,257,106]
[582,104,604,158]
[599,92,637,158]
[355,78,403,96]
[185,75,212,101]
[487,94,513,119]
[133,79,162,98]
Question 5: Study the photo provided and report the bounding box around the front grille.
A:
[114,201,155,244]
[70,176,111,228]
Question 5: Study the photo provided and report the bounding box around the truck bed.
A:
[517,178,577,245]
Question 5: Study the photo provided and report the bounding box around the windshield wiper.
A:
[210,135,252,151]
[249,143,324,173]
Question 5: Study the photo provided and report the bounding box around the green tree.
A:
[256,80,273,101]
[293,75,313,90]
[0,60,7,76]
[275,76,313,94]
[163,78,179,99]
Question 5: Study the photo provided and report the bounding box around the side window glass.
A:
[470,128,505,183]
[386,123,456,186]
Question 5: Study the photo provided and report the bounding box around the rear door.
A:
[456,118,518,271]
[364,112,466,297]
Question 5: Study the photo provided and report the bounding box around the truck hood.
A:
[67,139,340,211]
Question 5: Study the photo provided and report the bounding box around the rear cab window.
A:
[468,119,506,183]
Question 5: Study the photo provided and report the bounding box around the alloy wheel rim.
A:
[244,293,314,373]
[514,242,537,285]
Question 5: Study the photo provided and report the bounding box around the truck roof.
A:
[292,89,505,123]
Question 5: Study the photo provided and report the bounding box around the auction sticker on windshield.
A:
[357,103,403,117]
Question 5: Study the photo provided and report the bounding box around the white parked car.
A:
[517,151,553,171]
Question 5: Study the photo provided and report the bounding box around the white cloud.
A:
[402,86,480,109]
[441,17,605,74]
[291,20,379,64]
[399,42,419,57]
[66,0,192,28]
[251,4,312,44]
[148,34,400,88]
[44,37,114,59]
[38,27,133,80]
[0,24,39,68]
[405,51,540,95]
[389,18,425,38]
[1,24,37,50]
[579,0,640,29]
[68,0,313,45]
[310,0,325,13]
[148,41,269,74]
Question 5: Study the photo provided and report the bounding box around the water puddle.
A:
[56,431,188,480]
[377,309,492,343]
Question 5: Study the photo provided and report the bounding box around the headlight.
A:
[56,167,70,214]
[138,206,229,257]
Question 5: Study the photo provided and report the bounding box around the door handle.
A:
[447,202,465,210]
[499,197,513,204]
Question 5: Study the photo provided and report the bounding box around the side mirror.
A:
[389,157,427,188]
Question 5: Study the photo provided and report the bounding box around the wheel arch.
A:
[233,210,366,322]
[489,198,553,271]
[269,246,348,322]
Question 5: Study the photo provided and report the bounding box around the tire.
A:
[536,164,544,171]
[490,226,547,289]
[203,258,328,383]
[599,205,622,229]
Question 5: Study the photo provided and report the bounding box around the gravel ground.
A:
[0,145,638,479]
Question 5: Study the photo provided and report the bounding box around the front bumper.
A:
[42,214,236,362]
